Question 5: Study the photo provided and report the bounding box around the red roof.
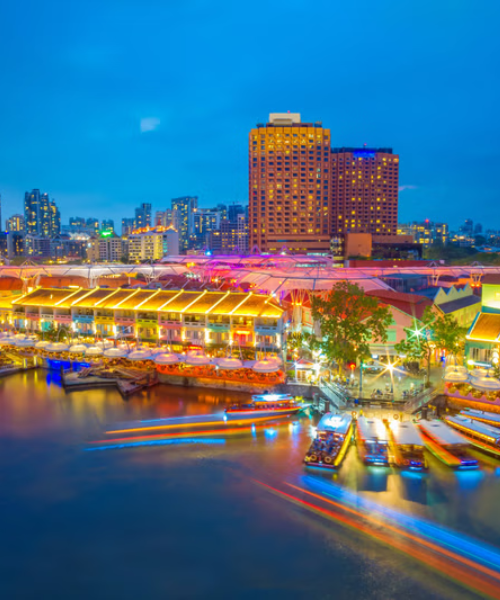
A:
[366,289,433,320]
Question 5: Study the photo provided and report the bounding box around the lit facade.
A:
[171,196,198,252]
[249,113,332,253]
[3,288,284,352]
[6,214,25,232]
[24,189,60,238]
[331,148,399,236]
[128,227,179,261]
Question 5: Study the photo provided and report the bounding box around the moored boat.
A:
[356,416,391,466]
[461,409,500,429]
[417,420,478,469]
[225,393,303,421]
[445,415,500,458]
[304,413,353,469]
[388,420,427,470]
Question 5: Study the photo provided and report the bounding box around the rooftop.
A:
[468,313,500,342]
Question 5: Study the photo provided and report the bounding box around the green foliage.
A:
[395,306,468,384]
[310,280,392,372]
[286,331,317,358]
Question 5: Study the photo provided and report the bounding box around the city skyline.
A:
[0,2,499,229]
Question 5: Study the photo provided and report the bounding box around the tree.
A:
[310,280,392,374]
[432,311,468,360]
[286,331,317,360]
[395,307,468,385]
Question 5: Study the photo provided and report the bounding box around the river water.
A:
[0,371,499,599]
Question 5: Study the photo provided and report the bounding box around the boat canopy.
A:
[447,415,500,444]
[357,416,389,443]
[390,421,424,446]
[418,420,467,445]
[317,413,352,435]
[251,393,293,403]
[463,409,500,425]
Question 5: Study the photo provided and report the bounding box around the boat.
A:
[445,415,500,458]
[461,409,500,429]
[388,420,427,470]
[356,416,391,466]
[225,393,303,421]
[417,420,478,469]
[304,413,353,469]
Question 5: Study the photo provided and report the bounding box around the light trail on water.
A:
[254,479,500,599]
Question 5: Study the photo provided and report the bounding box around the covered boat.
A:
[304,413,353,469]
[445,415,500,458]
[389,420,427,470]
[462,409,500,428]
[225,393,302,421]
[356,416,391,466]
[417,420,478,469]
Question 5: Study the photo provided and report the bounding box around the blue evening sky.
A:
[0,0,499,230]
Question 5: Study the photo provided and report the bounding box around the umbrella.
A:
[470,368,489,378]
[470,376,500,392]
[35,340,51,349]
[444,370,470,383]
[103,348,129,358]
[96,340,114,349]
[45,342,69,352]
[0,338,16,346]
[69,344,88,354]
[445,365,468,375]
[15,338,36,348]
[149,347,165,355]
[14,333,26,340]
[154,353,179,365]
[215,357,243,370]
[127,349,153,361]
[85,346,104,357]
[185,353,211,366]
[253,359,281,373]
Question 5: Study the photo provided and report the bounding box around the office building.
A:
[249,113,332,253]
[155,210,174,228]
[398,220,449,247]
[6,232,25,259]
[25,235,52,259]
[6,214,25,232]
[101,219,114,233]
[171,196,198,252]
[24,189,60,238]
[228,203,245,223]
[331,147,399,237]
[134,203,152,229]
[69,217,86,231]
[192,208,220,248]
[210,214,249,254]
[121,218,135,236]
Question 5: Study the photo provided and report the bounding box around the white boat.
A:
[356,416,390,466]
[418,420,478,469]
[389,420,427,470]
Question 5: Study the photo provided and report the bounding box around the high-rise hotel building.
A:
[249,115,399,253]
[331,147,399,236]
[249,113,332,253]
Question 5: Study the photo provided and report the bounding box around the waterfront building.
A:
[249,113,332,254]
[134,203,152,229]
[171,196,198,252]
[6,214,25,233]
[331,147,399,237]
[24,235,52,259]
[128,227,179,261]
[4,288,284,352]
[466,275,500,365]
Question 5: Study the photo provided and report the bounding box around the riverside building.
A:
[1,288,284,354]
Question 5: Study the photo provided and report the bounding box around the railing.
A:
[403,384,442,414]
[318,378,350,410]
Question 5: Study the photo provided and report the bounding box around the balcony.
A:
[183,320,205,328]
[26,312,40,320]
[115,316,135,325]
[73,314,94,323]
[207,322,230,332]
[54,314,72,324]
[255,325,279,334]
[40,313,54,321]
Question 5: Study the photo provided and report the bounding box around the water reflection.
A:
[1,372,500,599]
